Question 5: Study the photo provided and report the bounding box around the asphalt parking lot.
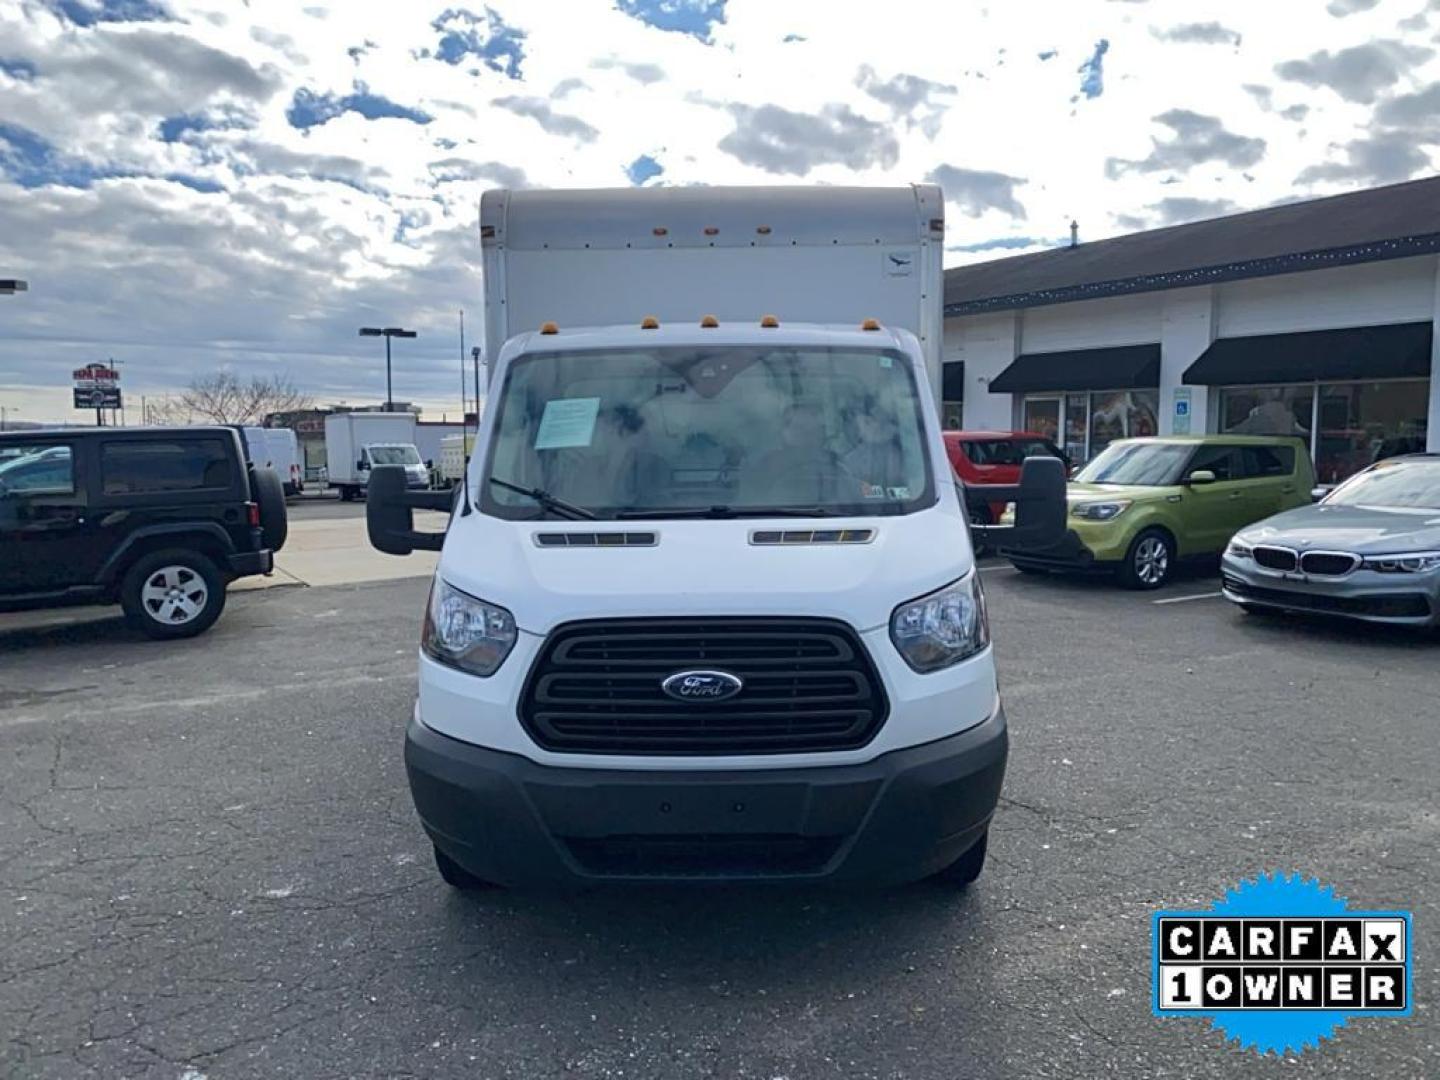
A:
[1,555,1436,1078]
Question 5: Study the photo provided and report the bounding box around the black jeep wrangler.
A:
[0,427,287,639]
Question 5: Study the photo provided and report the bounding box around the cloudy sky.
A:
[2,0,1439,423]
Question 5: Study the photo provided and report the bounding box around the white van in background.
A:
[237,426,303,496]
[367,186,1066,891]
[263,428,303,496]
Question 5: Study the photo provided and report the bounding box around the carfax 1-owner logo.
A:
[1152,872,1413,1054]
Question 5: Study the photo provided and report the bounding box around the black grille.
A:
[563,834,842,877]
[1253,546,1298,571]
[1299,551,1359,576]
[520,617,888,754]
[1224,576,1431,618]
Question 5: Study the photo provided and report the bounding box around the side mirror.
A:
[1185,469,1217,486]
[357,459,368,471]
[970,455,1067,551]
[1310,486,1329,502]
[367,465,451,555]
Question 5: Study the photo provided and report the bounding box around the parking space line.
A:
[1152,591,1222,605]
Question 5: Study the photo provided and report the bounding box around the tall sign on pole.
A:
[72,363,121,426]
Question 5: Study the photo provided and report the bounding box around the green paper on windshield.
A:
[534,397,601,450]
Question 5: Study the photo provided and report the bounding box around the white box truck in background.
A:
[438,433,475,483]
[367,186,1066,892]
[414,421,467,474]
[324,412,426,501]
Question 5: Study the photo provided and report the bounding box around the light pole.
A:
[0,404,17,430]
[358,326,417,411]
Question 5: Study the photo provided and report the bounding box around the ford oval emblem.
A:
[661,670,743,703]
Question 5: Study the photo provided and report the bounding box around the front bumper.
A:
[1221,556,1440,626]
[227,549,273,578]
[1001,528,1109,572]
[405,703,1008,887]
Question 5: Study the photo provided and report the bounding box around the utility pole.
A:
[459,309,468,437]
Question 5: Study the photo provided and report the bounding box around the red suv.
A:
[944,430,1070,523]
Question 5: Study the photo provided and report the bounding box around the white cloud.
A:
[2,0,1438,421]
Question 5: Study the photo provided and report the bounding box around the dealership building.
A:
[940,175,1440,484]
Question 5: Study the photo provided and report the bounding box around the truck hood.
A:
[437,506,973,635]
[1237,504,1440,554]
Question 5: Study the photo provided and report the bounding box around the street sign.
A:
[72,363,120,386]
[73,387,122,410]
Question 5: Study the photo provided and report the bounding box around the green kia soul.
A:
[1002,435,1315,589]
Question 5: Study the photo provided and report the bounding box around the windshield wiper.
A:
[488,476,596,520]
[614,505,834,520]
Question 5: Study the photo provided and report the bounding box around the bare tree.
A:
[148,372,312,426]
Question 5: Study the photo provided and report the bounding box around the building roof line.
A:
[945,231,1440,317]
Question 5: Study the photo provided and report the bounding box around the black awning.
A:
[942,361,965,401]
[988,343,1160,394]
[1183,321,1434,386]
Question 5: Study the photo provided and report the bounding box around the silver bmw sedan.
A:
[1221,454,1440,628]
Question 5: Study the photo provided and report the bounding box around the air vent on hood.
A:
[534,531,657,548]
[749,528,875,546]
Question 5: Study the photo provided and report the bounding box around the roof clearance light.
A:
[703,226,719,236]
[756,225,772,235]
[861,318,882,331]
[759,314,780,328]
[652,227,668,237]
[700,314,719,328]
[539,321,559,335]
[640,316,660,330]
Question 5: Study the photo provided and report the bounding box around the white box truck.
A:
[324,412,426,501]
[367,186,1065,891]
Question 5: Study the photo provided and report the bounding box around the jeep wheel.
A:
[120,549,227,640]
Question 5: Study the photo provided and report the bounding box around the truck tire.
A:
[932,830,988,887]
[1117,527,1174,590]
[433,844,497,891]
[250,467,288,552]
[120,549,227,640]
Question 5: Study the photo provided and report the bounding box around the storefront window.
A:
[1023,390,1160,463]
[1315,380,1429,484]
[1080,390,1159,459]
[1221,380,1429,484]
[1221,385,1313,438]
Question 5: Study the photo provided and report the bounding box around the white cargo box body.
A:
[438,432,475,482]
[324,412,417,486]
[414,422,466,468]
[480,185,945,405]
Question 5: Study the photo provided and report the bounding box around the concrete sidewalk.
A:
[233,509,444,590]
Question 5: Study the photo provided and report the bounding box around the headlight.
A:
[1070,500,1131,522]
[422,578,517,676]
[1361,552,1440,574]
[1226,537,1253,559]
[890,571,990,673]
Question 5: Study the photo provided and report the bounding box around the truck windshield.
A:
[482,346,934,519]
[370,446,421,466]
[1074,441,1191,486]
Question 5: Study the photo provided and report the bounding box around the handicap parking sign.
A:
[1176,401,1189,416]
